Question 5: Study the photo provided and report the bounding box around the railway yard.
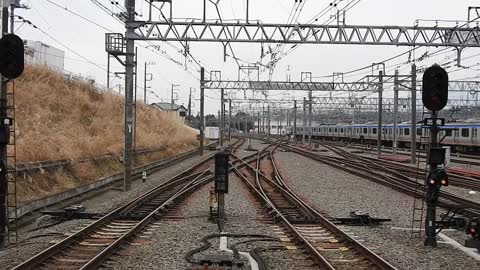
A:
[0,137,478,269]
[2,1,480,269]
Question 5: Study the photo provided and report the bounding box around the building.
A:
[24,40,65,72]
[151,102,188,123]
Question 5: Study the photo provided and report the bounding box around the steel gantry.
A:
[127,21,480,47]
[203,78,480,93]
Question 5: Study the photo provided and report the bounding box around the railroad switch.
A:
[436,212,466,230]
[193,255,243,270]
[334,210,391,226]
[41,205,102,220]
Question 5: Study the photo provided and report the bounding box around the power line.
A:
[17,15,110,73]
[44,0,114,32]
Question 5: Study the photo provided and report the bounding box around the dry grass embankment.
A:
[14,65,197,201]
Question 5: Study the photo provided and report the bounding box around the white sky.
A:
[14,0,480,115]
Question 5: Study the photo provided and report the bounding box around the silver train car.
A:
[286,119,480,152]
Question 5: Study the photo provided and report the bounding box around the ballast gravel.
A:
[106,140,317,270]
[274,148,480,270]
[0,150,212,269]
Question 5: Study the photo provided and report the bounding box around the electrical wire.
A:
[17,15,111,74]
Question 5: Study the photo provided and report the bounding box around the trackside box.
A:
[205,126,220,139]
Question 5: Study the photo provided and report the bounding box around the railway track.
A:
[231,143,396,270]
[269,138,480,219]
[314,140,480,167]
[12,138,252,270]
[319,143,480,191]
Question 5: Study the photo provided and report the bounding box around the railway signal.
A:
[421,65,449,247]
[214,152,229,232]
[0,34,24,79]
[422,65,449,112]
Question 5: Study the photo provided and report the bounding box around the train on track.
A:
[286,119,480,152]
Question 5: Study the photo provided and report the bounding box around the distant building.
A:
[24,40,65,72]
[151,102,188,123]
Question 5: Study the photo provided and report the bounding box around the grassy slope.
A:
[16,65,196,163]
[14,66,197,201]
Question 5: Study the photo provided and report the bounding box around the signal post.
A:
[422,65,449,247]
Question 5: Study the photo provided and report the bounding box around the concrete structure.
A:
[151,102,187,123]
[24,40,65,72]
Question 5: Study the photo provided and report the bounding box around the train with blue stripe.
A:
[286,119,480,152]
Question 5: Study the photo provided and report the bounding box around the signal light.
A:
[428,168,448,187]
[422,65,449,112]
[0,34,25,79]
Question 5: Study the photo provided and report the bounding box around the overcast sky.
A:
[15,0,480,115]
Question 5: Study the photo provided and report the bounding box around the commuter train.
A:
[286,119,480,152]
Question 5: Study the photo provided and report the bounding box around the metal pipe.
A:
[308,90,313,146]
[200,67,205,156]
[144,62,147,104]
[393,69,399,155]
[228,99,232,140]
[302,97,306,144]
[220,88,224,146]
[107,54,110,90]
[293,100,297,141]
[377,71,383,159]
[411,64,417,164]
[134,47,138,155]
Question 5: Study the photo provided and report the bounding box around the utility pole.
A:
[257,111,260,134]
[308,90,313,146]
[123,0,136,192]
[293,100,297,142]
[377,71,383,159]
[267,105,271,136]
[107,54,110,90]
[144,62,147,104]
[187,87,192,123]
[199,68,205,156]
[302,97,306,144]
[393,69,399,155]
[262,104,265,133]
[411,64,417,164]
[171,84,179,107]
[228,99,232,141]
[244,113,248,134]
[277,109,281,135]
[143,62,154,104]
[133,47,138,155]
[220,88,224,146]
[0,0,8,249]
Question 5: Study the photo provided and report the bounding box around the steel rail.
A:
[267,148,397,270]
[232,152,396,269]
[13,139,255,270]
[272,139,480,218]
[14,147,170,173]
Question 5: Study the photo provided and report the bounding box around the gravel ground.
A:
[275,150,480,270]
[335,145,480,207]
[106,159,317,270]
[0,150,213,269]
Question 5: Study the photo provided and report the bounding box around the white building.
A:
[151,102,188,123]
[24,40,65,72]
